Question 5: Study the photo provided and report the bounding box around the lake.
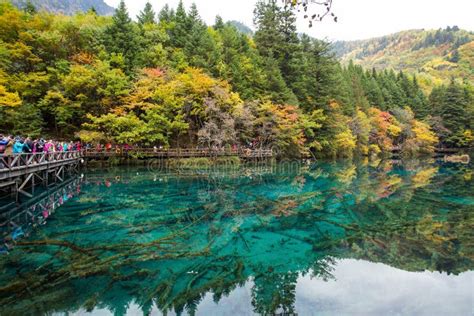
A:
[0,159,473,315]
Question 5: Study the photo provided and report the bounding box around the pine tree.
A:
[254,0,284,60]
[158,4,173,22]
[365,76,384,108]
[104,0,141,73]
[170,0,189,48]
[187,3,202,28]
[428,85,446,117]
[138,2,156,25]
[449,50,460,63]
[214,16,225,31]
[262,57,297,105]
[441,80,468,133]
[24,0,36,15]
[88,6,97,15]
[182,3,217,70]
[277,5,299,80]
[306,39,348,112]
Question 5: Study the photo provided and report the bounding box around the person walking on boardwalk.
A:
[0,136,14,168]
[0,135,8,156]
[13,138,26,154]
[23,137,33,154]
[44,140,54,153]
[3,136,13,156]
[0,135,8,169]
[34,139,44,153]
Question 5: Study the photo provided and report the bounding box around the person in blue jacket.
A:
[13,138,29,154]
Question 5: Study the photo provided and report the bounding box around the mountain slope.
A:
[333,27,474,90]
[11,0,115,15]
[228,20,253,35]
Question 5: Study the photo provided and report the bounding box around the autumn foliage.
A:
[0,1,470,157]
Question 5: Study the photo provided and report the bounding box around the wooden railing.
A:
[0,151,82,172]
[83,148,273,158]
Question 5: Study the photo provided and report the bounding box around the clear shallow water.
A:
[0,159,473,315]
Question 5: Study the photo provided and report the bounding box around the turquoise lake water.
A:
[0,159,473,315]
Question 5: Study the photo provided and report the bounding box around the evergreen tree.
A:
[183,4,218,70]
[304,39,347,112]
[430,79,473,146]
[187,3,201,28]
[169,0,189,48]
[254,0,284,60]
[137,2,156,25]
[428,85,446,117]
[441,80,467,133]
[254,0,299,84]
[449,50,460,63]
[24,0,36,15]
[158,4,173,22]
[214,16,225,31]
[345,61,370,113]
[277,5,299,81]
[365,76,384,108]
[88,6,97,15]
[103,0,141,73]
[262,57,297,105]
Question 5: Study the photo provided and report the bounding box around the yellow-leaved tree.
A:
[0,85,21,107]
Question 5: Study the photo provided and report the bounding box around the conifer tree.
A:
[104,0,141,73]
[138,2,156,25]
[440,80,468,133]
[24,0,36,15]
[428,85,446,117]
[277,5,299,81]
[262,57,298,105]
[214,16,225,31]
[158,4,173,22]
[254,0,284,60]
[183,3,217,69]
[170,0,189,48]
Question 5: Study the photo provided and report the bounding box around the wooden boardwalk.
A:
[84,148,274,159]
[0,152,82,201]
[0,152,82,180]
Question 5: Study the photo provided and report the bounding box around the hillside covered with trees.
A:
[333,27,474,92]
[0,0,472,158]
[10,0,114,16]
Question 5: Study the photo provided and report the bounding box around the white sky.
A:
[104,0,474,41]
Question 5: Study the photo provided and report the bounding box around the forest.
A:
[0,0,473,158]
[334,26,474,91]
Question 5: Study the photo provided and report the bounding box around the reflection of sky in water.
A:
[68,259,473,316]
[295,259,473,316]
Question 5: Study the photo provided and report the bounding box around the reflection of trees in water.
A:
[0,159,472,315]
[252,270,298,315]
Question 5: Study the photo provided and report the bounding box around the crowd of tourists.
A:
[0,135,82,156]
